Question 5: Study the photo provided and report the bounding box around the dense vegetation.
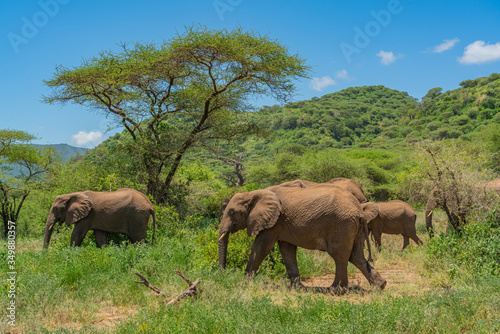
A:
[1,65,499,331]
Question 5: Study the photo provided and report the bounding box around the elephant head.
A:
[425,187,440,238]
[218,189,281,268]
[43,193,92,249]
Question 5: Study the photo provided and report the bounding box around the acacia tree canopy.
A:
[43,26,310,203]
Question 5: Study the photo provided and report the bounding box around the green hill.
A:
[74,73,500,196]
[244,85,418,158]
[242,73,499,159]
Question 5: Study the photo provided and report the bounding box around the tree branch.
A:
[134,270,201,306]
[134,272,162,294]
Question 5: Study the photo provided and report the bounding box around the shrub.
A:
[426,207,500,278]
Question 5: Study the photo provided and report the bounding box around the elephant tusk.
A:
[427,210,434,217]
[48,223,55,230]
[218,231,228,241]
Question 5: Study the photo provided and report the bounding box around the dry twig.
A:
[134,270,201,305]
[134,272,162,294]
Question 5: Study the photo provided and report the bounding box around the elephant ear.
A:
[247,190,281,237]
[360,202,379,223]
[65,193,93,226]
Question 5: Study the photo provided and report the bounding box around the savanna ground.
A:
[1,210,499,333]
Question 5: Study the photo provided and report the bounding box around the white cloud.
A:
[458,40,500,64]
[376,50,401,65]
[71,131,104,147]
[335,69,354,80]
[430,38,460,53]
[310,76,336,91]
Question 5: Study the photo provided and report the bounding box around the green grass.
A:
[1,209,500,333]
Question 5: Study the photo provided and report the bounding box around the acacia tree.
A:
[43,26,309,203]
[399,140,499,236]
[0,130,58,237]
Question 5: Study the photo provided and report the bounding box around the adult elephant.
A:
[218,185,387,291]
[43,188,156,248]
[369,200,422,250]
[425,179,500,237]
[279,177,368,203]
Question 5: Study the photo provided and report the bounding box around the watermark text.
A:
[6,221,17,327]
[7,0,70,54]
[340,0,405,63]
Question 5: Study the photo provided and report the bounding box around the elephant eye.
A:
[228,210,234,217]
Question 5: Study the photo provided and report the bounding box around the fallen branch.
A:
[166,278,201,306]
[134,270,201,305]
[134,272,162,294]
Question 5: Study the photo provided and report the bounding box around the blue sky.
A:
[2,0,500,148]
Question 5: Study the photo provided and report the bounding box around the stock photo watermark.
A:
[339,0,408,63]
[213,0,243,21]
[6,221,17,327]
[7,0,70,54]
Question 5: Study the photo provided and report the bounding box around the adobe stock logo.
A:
[213,0,243,21]
[340,0,405,63]
[7,0,70,54]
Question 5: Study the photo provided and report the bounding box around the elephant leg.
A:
[278,240,302,287]
[94,230,109,247]
[349,239,386,290]
[411,234,423,246]
[245,231,277,277]
[402,235,410,250]
[330,256,349,290]
[373,231,382,251]
[70,225,90,247]
[327,243,350,289]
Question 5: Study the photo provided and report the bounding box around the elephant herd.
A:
[42,179,428,292]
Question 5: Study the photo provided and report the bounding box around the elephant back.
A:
[85,189,153,236]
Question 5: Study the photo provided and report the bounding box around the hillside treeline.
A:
[67,74,499,216]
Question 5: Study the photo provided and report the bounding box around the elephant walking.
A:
[43,188,156,248]
[369,200,422,250]
[218,185,386,291]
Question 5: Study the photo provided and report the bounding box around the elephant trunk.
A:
[218,230,230,268]
[425,199,436,239]
[43,212,57,249]
[217,198,232,268]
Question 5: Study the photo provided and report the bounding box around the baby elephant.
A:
[369,200,422,250]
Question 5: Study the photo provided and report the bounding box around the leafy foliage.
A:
[426,206,500,278]
[0,130,59,237]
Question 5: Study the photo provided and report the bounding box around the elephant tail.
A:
[151,209,156,245]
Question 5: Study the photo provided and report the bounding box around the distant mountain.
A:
[34,144,88,161]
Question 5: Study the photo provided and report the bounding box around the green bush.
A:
[426,209,500,278]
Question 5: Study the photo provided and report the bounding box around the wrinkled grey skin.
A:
[279,178,368,203]
[218,185,386,291]
[369,200,422,250]
[43,188,156,248]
